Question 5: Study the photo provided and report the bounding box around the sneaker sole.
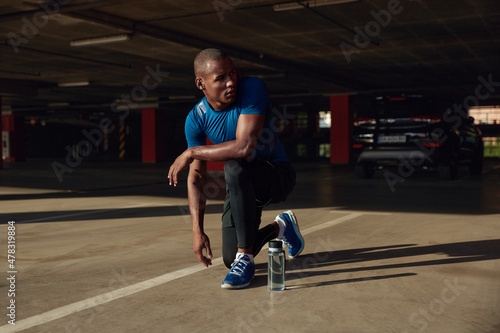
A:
[221,276,254,289]
[221,282,251,289]
[284,210,304,258]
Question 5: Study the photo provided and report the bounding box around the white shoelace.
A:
[229,257,251,277]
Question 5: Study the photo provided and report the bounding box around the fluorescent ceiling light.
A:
[48,102,70,107]
[70,34,130,47]
[168,95,196,100]
[273,0,358,11]
[114,102,159,111]
[58,81,89,87]
[255,73,286,80]
[2,105,13,115]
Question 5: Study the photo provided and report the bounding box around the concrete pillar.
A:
[0,96,2,169]
[2,114,26,162]
[330,95,351,164]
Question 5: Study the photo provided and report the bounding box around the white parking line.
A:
[302,212,364,236]
[0,211,376,332]
[19,203,159,223]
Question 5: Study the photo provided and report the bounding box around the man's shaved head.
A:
[194,48,228,77]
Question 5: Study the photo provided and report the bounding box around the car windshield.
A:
[370,97,436,118]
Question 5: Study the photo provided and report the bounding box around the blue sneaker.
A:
[221,253,255,289]
[277,210,304,258]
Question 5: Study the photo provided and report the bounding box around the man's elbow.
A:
[233,139,257,160]
[240,145,256,160]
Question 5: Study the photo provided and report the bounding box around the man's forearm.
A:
[187,160,213,267]
[189,139,254,162]
[187,168,207,235]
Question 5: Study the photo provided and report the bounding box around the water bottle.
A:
[268,240,285,291]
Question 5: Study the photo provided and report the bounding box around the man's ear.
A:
[195,77,205,91]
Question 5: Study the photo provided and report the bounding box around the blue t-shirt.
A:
[185,76,288,163]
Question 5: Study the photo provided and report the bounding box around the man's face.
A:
[196,57,238,110]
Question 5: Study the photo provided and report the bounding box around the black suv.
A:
[352,94,483,179]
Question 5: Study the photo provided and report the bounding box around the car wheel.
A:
[355,162,374,179]
[438,153,458,180]
[469,141,484,175]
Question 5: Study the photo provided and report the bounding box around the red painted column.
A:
[330,95,351,164]
[206,138,225,171]
[141,108,165,163]
[3,114,26,162]
[142,109,156,162]
[0,96,2,169]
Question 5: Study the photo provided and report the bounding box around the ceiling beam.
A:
[0,79,38,96]
[65,9,367,91]
[0,0,125,23]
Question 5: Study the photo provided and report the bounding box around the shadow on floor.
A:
[1,159,500,223]
[251,239,500,289]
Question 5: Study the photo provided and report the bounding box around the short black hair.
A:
[194,48,228,77]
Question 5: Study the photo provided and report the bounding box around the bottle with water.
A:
[268,240,285,291]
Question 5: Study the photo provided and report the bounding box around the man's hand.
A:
[193,233,213,267]
[168,150,194,186]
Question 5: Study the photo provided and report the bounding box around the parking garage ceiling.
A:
[1,0,499,115]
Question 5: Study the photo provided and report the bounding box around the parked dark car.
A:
[352,94,484,179]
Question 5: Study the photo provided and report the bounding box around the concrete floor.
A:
[0,159,499,333]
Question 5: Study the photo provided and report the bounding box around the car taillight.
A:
[389,97,407,101]
[353,117,375,126]
[423,142,442,148]
[411,115,442,124]
[352,144,363,149]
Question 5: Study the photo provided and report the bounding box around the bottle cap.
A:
[269,240,283,249]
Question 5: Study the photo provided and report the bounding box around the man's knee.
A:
[223,253,234,268]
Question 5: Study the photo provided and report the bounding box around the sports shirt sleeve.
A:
[185,107,206,148]
[239,77,269,116]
